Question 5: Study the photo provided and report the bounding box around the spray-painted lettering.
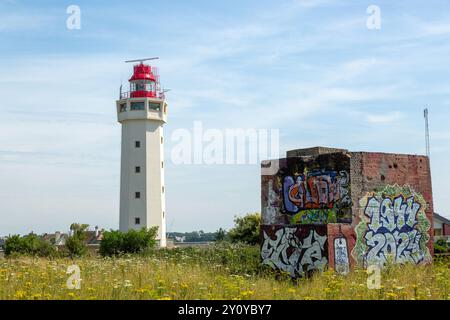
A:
[261,226,328,277]
[282,170,351,223]
[353,185,431,267]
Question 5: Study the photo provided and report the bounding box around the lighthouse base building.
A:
[116,62,168,247]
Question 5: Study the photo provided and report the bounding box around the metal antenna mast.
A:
[125,57,159,63]
[424,108,430,158]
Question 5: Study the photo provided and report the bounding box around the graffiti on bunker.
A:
[352,185,431,267]
[261,225,328,277]
[334,237,350,274]
[282,170,351,224]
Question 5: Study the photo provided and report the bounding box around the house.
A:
[434,212,450,243]
[174,236,186,243]
[41,232,68,246]
[41,226,104,248]
[85,226,104,246]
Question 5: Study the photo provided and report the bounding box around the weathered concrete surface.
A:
[287,146,348,158]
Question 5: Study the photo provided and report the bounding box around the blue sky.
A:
[0,0,449,235]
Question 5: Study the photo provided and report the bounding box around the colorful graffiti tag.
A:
[352,185,431,267]
[261,225,328,277]
[282,170,351,223]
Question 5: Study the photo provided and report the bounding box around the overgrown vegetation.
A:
[215,228,228,242]
[0,244,448,300]
[3,234,56,258]
[65,223,89,258]
[99,227,158,257]
[147,242,261,275]
[434,239,449,253]
[1,214,447,300]
[228,212,261,245]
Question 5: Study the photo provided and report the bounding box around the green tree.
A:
[228,212,261,245]
[65,223,89,257]
[215,228,228,242]
[4,235,23,256]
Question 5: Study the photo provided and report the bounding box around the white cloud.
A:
[421,22,450,37]
[365,111,404,124]
[0,12,54,31]
[293,0,338,8]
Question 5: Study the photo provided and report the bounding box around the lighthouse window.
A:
[135,217,140,225]
[119,103,127,112]
[135,166,141,173]
[145,82,156,91]
[131,81,146,91]
[130,101,145,111]
[149,102,161,111]
[135,192,141,199]
[135,141,141,148]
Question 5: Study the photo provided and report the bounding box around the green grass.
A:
[0,244,448,300]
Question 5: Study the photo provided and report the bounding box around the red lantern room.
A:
[129,62,159,98]
[119,57,165,100]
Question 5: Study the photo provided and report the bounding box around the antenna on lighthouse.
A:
[125,57,159,63]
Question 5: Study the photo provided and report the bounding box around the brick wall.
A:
[444,223,450,236]
[350,152,434,260]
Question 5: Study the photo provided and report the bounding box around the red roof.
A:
[129,63,156,82]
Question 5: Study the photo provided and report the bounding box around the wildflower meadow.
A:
[0,244,448,300]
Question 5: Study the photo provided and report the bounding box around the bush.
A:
[215,228,228,242]
[65,223,89,258]
[100,227,158,257]
[4,235,22,256]
[99,230,123,256]
[228,212,261,245]
[434,239,449,254]
[4,233,57,257]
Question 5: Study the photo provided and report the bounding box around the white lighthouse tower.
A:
[116,58,167,247]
